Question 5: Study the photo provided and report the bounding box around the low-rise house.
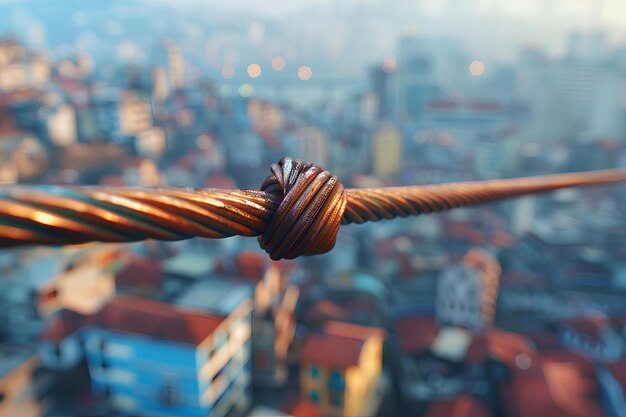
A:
[499,351,604,417]
[300,321,387,417]
[393,314,534,404]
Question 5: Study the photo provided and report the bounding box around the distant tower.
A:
[372,123,402,179]
[436,249,501,331]
[165,41,185,91]
[152,66,169,102]
[297,127,329,168]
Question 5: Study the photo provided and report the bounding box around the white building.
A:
[436,249,501,331]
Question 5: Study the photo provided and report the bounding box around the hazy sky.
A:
[172,0,625,22]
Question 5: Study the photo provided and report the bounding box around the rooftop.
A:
[300,321,384,369]
[42,296,225,346]
[97,296,224,345]
[115,256,163,291]
[394,315,439,353]
[175,278,251,316]
[424,395,491,417]
[300,333,365,369]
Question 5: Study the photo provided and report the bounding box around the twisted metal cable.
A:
[1,157,626,260]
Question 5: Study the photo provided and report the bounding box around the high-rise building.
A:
[372,123,402,179]
[296,127,329,168]
[392,36,464,119]
[252,265,299,386]
[152,66,169,102]
[166,42,185,91]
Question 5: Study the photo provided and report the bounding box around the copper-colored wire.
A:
[1,158,625,259]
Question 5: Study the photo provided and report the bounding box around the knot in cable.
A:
[258,157,347,260]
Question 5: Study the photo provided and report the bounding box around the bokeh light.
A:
[271,56,285,71]
[247,63,261,78]
[238,83,254,97]
[297,65,312,81]
[469,60,485,76]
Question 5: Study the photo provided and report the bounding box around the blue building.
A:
[41,295,253,417]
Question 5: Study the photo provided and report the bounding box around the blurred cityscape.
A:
[2,1,626,416]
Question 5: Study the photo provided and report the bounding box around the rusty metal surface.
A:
[1,157,626,259]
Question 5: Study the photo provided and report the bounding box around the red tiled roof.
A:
[394,316,438,353]
[500,351,602,417]
[488,230,515,248]
[116,257,164,291]
[485,329,535,367]
[425,395,491,417]
[41,310,86,343]
[234,250,267,283]
[300,333,365,369]
[306,299,347,321]
[467,329,535,365]
[93,296,224,345]
[324,321,386,341]
[288,400,325,417]
[43,296,225,346]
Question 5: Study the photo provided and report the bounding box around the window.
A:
[310,365,320,380]
[328,370,345,391]
[159,382,178,406]
[330,392,343,407]
[212,365,227,383]
[213,331,228,351]
[41,288,58,301]
[308,389,320,404]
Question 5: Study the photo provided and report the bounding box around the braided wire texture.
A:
[1,157,625,259]
[343,168,626,224]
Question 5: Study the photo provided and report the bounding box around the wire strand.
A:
[1,160,625,259]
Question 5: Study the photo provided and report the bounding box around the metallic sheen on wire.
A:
[1,157,625,260]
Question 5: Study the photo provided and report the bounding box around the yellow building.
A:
[300,321,387,417]
[372,123,402,179]
[0,347,44,417]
